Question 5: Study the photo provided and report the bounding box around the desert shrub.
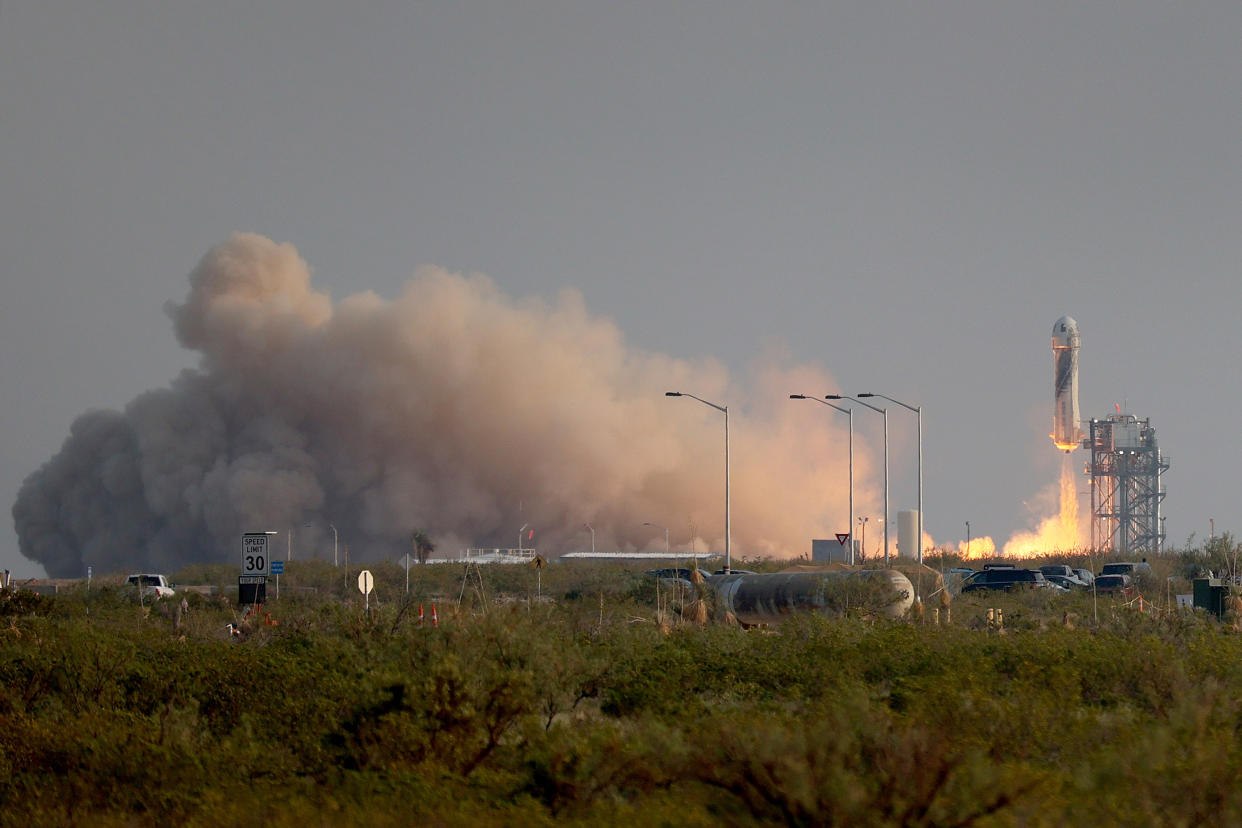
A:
[0,586,53,617]
[11,560,1242,825]
[686,691,1037,827]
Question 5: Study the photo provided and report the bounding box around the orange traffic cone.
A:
[431,604,439,628]
[1138,594,1145,613]
[418,604,425,626]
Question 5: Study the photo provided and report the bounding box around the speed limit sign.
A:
[241,533,271,577]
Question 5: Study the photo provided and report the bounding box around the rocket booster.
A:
[1051,316,1081,452]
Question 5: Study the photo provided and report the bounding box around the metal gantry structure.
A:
[1087,414,1169,556]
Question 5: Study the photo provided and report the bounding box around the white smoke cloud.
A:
[13,233,878,576]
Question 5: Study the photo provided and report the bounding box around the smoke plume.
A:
[14,234,876,576]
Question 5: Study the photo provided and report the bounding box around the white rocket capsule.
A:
[1051,316,1081,452]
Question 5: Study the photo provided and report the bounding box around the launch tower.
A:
[1086,414,1169,555]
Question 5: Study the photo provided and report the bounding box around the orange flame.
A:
[957,536,996,559]
[951,454,1084,561]
[1001,454,1083,557]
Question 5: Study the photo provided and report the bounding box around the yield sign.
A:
[835,533,850,546]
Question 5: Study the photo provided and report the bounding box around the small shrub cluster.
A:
[2,559,1242,825]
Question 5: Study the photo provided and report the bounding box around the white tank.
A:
[898,510,919,559]
[710,570,915,624]
[1051,316,1081,452]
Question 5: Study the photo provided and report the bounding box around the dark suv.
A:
[1099,562,1152,579]
[961,568,1051,593]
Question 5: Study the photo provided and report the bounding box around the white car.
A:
[126,573,175,599]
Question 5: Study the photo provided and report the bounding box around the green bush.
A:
[7,561,1242,825]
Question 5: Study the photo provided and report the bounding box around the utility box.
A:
[1193,578,1227,619]
[812,538,850,564]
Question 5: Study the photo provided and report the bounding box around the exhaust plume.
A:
[14,234,876,576]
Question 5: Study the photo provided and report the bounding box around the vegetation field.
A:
[3,544,1242,826]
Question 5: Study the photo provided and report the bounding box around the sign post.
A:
[270,559,284,599]
[240,532,272,605]
[358,569,374,612]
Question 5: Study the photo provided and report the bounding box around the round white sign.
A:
[357,569,374,595]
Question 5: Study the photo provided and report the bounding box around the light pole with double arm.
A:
[828,395,888,566]
[860,393,923,565]
[790,394,854,565]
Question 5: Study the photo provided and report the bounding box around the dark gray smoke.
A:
[14,234,875,576]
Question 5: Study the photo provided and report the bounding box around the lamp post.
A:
[286,522,317,561]
[666,391,731,572]
[643,522,670,557]
[519,523,529,553]
[966,521,971,558]
[583,523,595,554]
[790,394,854,565]
[670,392,725,573]
[829,395,888,566]
[859,393,923,565]
[329,523,339,568]
[858,516,868,561]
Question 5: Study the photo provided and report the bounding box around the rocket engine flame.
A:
[13,234,873,576]
[1001,455,1084,557]
[952,456,1084,561]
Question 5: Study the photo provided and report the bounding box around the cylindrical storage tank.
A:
[711,570,914,626]
[898,510,919,559]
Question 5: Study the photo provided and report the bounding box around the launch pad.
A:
[1085,414,1168,556]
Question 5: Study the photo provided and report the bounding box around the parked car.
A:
[1045,573,1087,590]
[126,573,175,599]
[1073,568,1095,586]
[1039,565,1077,580]
[961,568,1053,593]
[1093,574,1134,595]
[1100,562,1152,579]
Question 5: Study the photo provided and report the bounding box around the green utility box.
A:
[1193,578,1227,618]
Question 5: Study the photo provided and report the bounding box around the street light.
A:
[790,394,854,565]
[329,523,339,568]
[519,523,529,553]
[965,521,971,558]
[859,393,923,565]
[583,523,595,554]
[828,395,888,566]
[286,523,310,561]
[666,391,731,573]
[858,517,868,561]
[643,522,670,557]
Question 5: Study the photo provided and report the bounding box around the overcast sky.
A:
[3,2,1239,576]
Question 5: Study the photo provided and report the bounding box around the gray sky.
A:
[3,2,1239,576]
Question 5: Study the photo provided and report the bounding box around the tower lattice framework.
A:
[1087,414,1168,556]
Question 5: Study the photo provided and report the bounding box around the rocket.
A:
[1051,316,1081,452]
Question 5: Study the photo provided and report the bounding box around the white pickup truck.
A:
[126,573,176,599]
